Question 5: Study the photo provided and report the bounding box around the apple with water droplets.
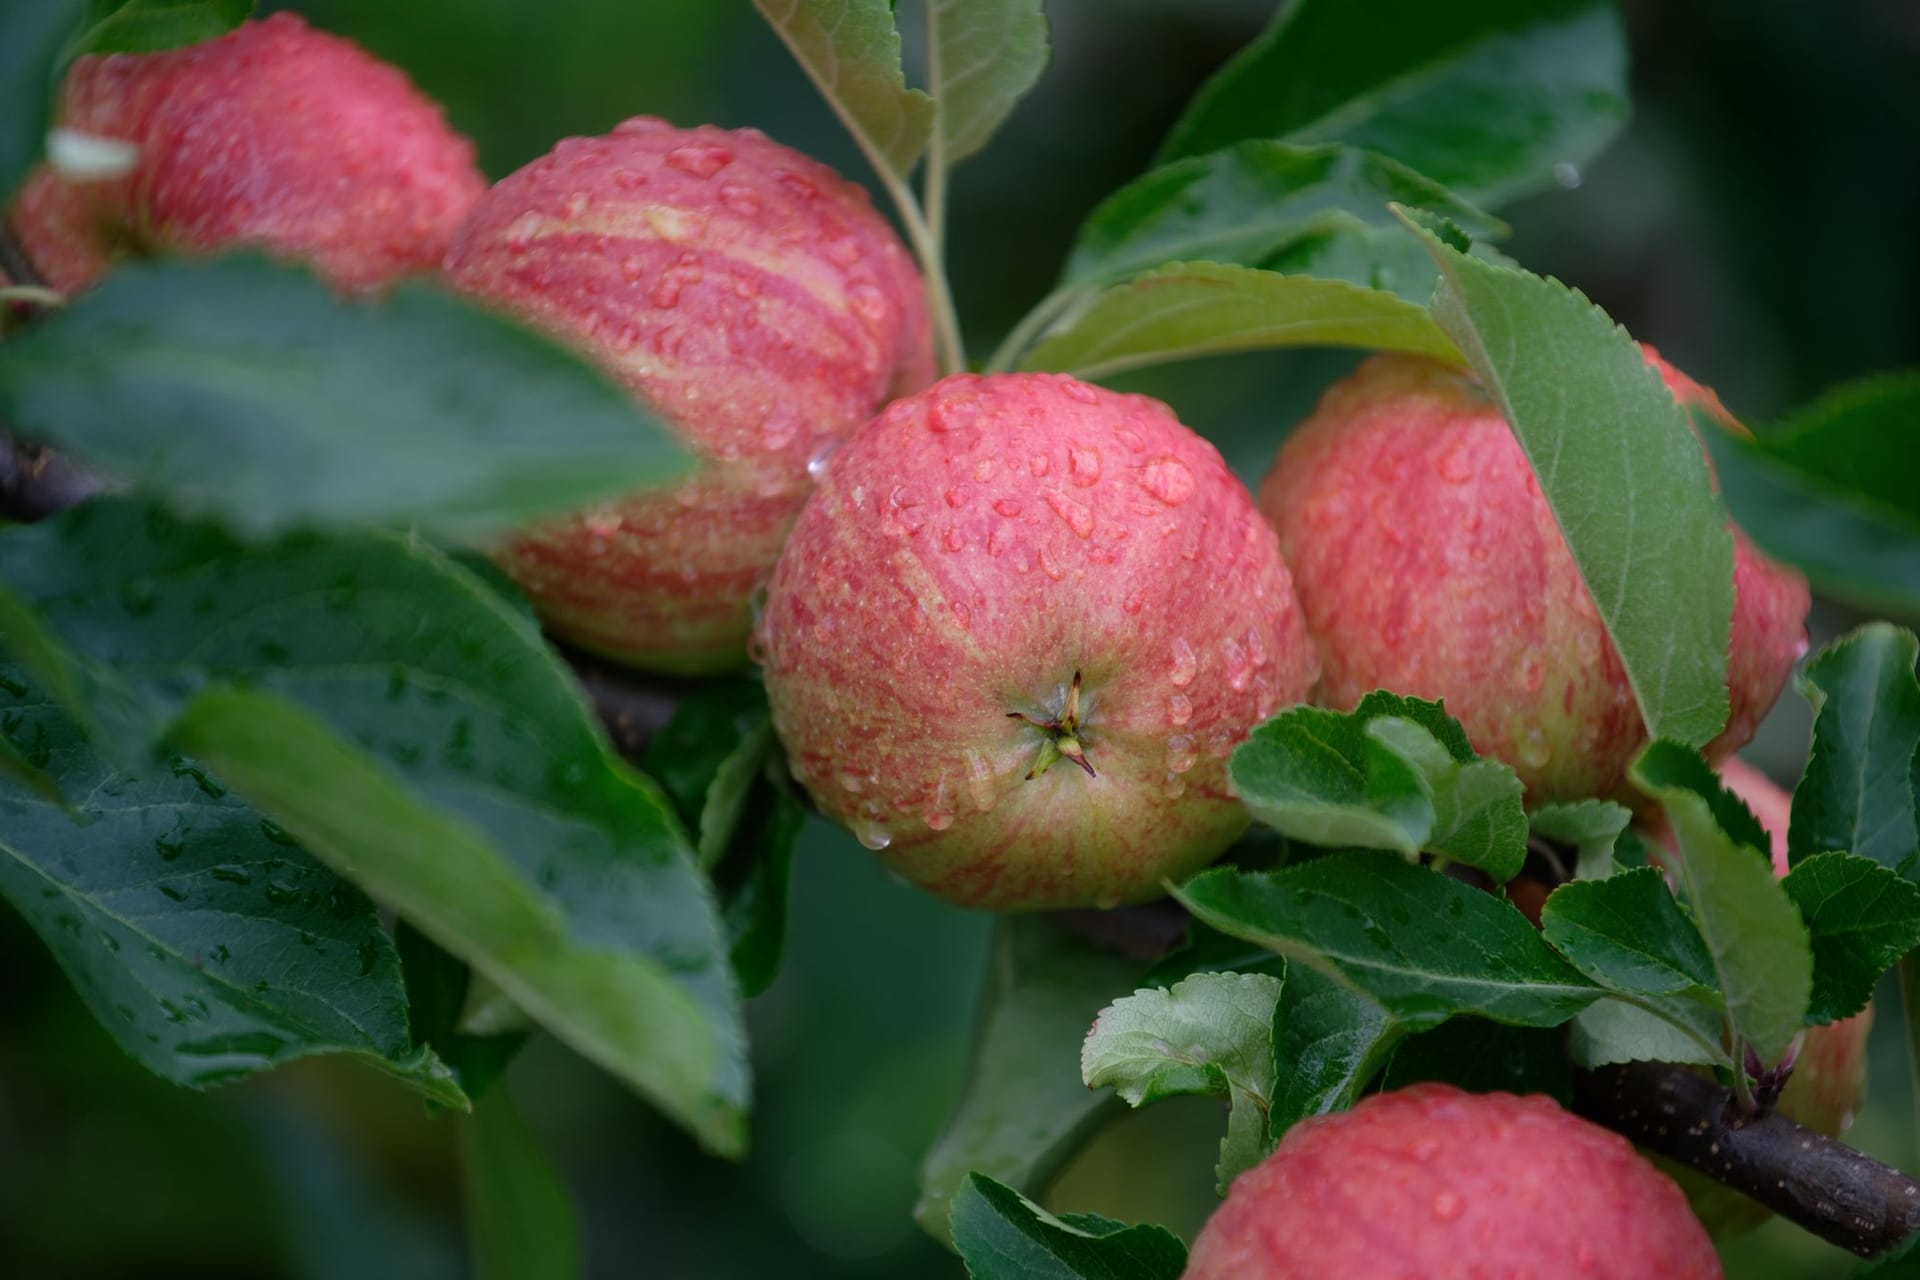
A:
[1185,1084,1723,1279]
[444,118,933,673]
[7,14,485,293]
[755,371,1319,911]
[1257,345,1810,804]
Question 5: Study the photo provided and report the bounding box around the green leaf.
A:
[0,0,83,201]
[1159,0,1628,206]
[460,1086,580,1280]
[1705,426,1920,619]
[1857,1230,1920,1277]
[1379,1017,1572,1103]
[0,501,749,1154]
[396,923,526,1103]
[1531,800,1633,880]
[642,679,803,997]
[0,677,461,1104]
[1765,372,1920,527]
[1782,853,1920,1025]
[926,0,1047,169]
[1409,218,1735,749]
[916,917,1139,1243]
[1081,972,1283,1193]
[0,257,694,540]
[65,0,251,58]
[1228,692,1526,880]
[1790,625,1920,878]
[1172,853,1602,1030]
[949,1174,1186,1280]
[1569,996,1721,1070]
[1022,261,1460,381]
[1065,142,1502,288]
[752,0,934,179]
[1631,741,1812,1063]
[1266,964,1401,1140]
[1540,868,1718,997]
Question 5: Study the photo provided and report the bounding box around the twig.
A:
[1574,1060,1920,1258]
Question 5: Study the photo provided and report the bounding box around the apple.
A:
[1184,1084,1722,1279]
[1258,347,1810,804]
[755,371,1319,911]
[1646,755,1873,1236]
[444,118,933,673]
[7,13,485,293]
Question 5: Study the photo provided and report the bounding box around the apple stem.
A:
[1008,671,1098,780]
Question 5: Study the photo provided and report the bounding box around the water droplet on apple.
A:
[943,528,965,552]
[1068,446,1101,486]
[1122,591,1145,616]
[965,751,996,811]
[1169,637,1198,687]
[1518,728,1553,770]
[924,809,955,832]
[854,819,893,851]
[993,498,1022,518]
[1429,1190,1465,1223]
[504,211,541,249]
[943,485,968,508]
[1167,693,1193,726]
[1139,457,1194,506]
[1224,638,1251,691]
[951,601,971,629]
[1044,491,1094,539]
[1163,772,1187,799]
[1166,736,1198,773]
[666,142,733,179]
[806,442,839,481]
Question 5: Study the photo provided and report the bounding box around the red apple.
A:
[1185,1084,1722,1280]
[755,372,1319,911]
[7,14,484,293]
[1258,347,1810,804]
[444,119,933,673]
[1647,755,1873,1236]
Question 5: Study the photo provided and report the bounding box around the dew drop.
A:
[1037,544,1066,581]
[1169,637,1198,687]
[943,528,965,553]
[986,525,1013,558]
[993,498,1022,518]
[666,141,733,179]
[1438,441,1474,484]
[1068,446,1101,486]
[1162,772,1187,799]
[1140,457,1195,506]
[1060,380,1099,405]
[924,809,955,832]
[838,771,864,794]
[849,284,888,324]
[719,183,761,217]
[1029,454,1050,478]
[951,601,971,629]
[943,485,969,508]
[1166,735,1198,774]
[1553,161,1583,189]
[503,211,542,249]
[826,237,863,267]
[562,189,590,218]
[854,819,893,851]
[1430,1190,1465,1223]
[1517,728,1553,771]
[807,442,839,481]
[1044,491,1095,539]
[1167,693,1193,726]
[1224,638,1251,692]
[965,750,996,811]
[1122,591,1145,616]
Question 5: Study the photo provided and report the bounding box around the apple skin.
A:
[444,118,933,673]
[756,372,1319,911]
[1648,756,1873,1236]
[1184,1084,1722,1280]
[8,13,485,293]
[1257,347,1810,804]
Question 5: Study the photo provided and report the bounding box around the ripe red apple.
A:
[1185,1084,1722,1279]
[444,119,933,673]
[755,372,1319,911]
[1258,347,1810,804]
[6,14,484,293]
[1646,755,1873,1236]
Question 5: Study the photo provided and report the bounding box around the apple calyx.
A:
[1008,670,1097,781]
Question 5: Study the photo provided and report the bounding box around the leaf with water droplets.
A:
[1082,972,1283,1193]
[0,672,462,1103]
[1173,853,1602,1030]
[0,499,749,1155]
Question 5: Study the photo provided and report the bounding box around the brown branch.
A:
[1574,1060,1920,1258]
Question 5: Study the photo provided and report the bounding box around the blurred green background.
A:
[3,1,1917,1276]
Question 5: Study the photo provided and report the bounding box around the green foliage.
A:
[1790,626,1920,878]
[1709,376,1920,617]
[949,1174,1186,1280]
[1631,742,1812,1064]
[1782,854,1920,1025]
[1064,142,1501,288]
[0,500,748,1154]
[1159,0,1629,205]
[0,258,692,541]
[1173,854,1602,1030]
[751,0,934,178]
[1081,972,1283,1192]
[1022,261,1460,379]
[1530,800,1635,880]
[0,0,85,200]
[460,1087,580,1280]
[1227,693,1527,881]
[1378,1017,1572,1102]
[925,0,1048,169]
[65,0,252,58]
[1265,964,1399,1140]
[0,672,460,1103]
[1410,217,1736,750]
[916,917,1137,1241]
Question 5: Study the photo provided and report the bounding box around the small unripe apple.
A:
[7,13,485,292]
[1258,348,1810,804]
[1647,755,1873,1236]
[444,119,933,673]
[1184,1084,1722,1279]
[756,372,1319,911]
